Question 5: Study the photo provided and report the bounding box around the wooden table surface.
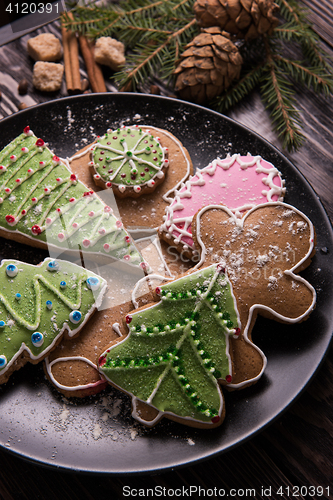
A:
[0,4,332,499]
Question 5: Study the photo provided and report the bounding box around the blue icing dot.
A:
[69,310,82,324]
[47,260,59,272]
[46,300,53,310]
[15,293,21,300]
[86,277,100,291]
[0,321,5,328]
[0,355,7,368]
[60,281,66,289]
[6,264,18,277]
[31,332,44,347]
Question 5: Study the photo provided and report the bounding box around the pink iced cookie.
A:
[159,153,285,258]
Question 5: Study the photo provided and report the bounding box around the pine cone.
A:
[194,0,279,40]
[174,27,243,104]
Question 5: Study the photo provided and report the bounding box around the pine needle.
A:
[63,0,333,152]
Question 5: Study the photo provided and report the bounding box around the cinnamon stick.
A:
[93,55,107,93]
[62,23,73,91]
[68,32,81,92]
[61,14,82,94]
[79,36,106,93]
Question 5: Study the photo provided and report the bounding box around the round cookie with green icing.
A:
[89,125,169,198]
[0,257,107,385]
[98,263,241,428]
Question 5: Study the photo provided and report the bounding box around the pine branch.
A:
[275,0,333,71]
[115,18,197,90]
[274,55,333,96]
[275,0,304,24]
[212,63,266,112]
[62,0,165,38]
[261,36,304,151]
[60,0,332,152]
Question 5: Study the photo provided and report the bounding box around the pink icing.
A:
[161,154,285,251]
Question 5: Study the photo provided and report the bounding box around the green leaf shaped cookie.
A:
[0,257,107,384]
[99,264,241,428]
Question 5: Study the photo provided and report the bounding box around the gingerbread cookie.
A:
[98,263,266,429]
[0,127,143,266]
[0,257,106,385]
[89,125,169,198]
[160,153,285,259]
[69,125,193,232]
[192,201,316,388]
[45,287,154,398]
[44,235,182,398]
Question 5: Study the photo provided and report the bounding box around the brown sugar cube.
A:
[94,36,125,71]
[27,33,62,61]
[32,61,64,92]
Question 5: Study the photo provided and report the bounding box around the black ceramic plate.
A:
[0,94,332,475]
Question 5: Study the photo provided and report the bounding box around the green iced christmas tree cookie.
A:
[0,127,143,266]
[0,257,107,384]
[99,263,241,428]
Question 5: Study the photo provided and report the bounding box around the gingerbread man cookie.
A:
[192,201,316,388]
[96,201,316,429]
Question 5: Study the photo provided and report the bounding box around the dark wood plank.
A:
[300,0,333,47]
[0,21,117,120]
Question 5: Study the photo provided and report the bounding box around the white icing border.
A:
[131,274,174,308]
[134,234,174,277]
[99,264,242,427]
[193,201,316,389]
[0,130,143,265]
[160,153,286,252]
[68,125,192,202]
[0,258,107,378]
[45,356,107,392]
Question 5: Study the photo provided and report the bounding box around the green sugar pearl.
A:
[126,151,133,157]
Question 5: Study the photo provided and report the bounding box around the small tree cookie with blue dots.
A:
[0,257,107,385]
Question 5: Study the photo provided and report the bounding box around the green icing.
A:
[0,129,143,264]
[92,126,166,189]
[0,257,106,375]
[100,264,240,425]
